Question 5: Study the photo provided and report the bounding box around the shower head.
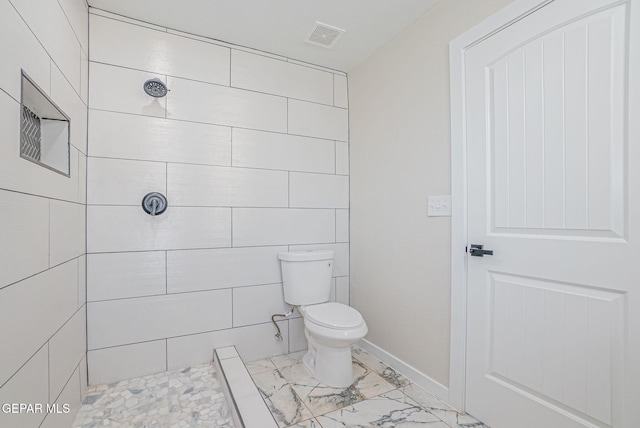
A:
[143,78,169,98]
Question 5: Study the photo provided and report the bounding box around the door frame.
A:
[448,0,556,411]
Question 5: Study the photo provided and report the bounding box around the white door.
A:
[463,0,639,427]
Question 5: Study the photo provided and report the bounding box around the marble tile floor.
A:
[72,363,234,428]
[247,346,489,428]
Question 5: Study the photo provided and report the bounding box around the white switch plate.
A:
[428,195,452,217]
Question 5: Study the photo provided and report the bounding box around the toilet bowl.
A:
[299,302,368,388]
[278,250,368,388]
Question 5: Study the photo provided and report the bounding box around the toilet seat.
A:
[302,302,363,329]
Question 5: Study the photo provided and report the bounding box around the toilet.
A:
[279,250,367,388]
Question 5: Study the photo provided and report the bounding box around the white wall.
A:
[86,10,350,384]
[0,0,88,427]
[349,0,514,389]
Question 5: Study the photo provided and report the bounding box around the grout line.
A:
[47,342,51,403]
[287,172,290,208]
[0,186,88,206]
[230,207,234,247]
[48,199,52,268]
[84,242,347,256]
[85,280,312,304]
[1,254,88,292]
[0,342,47,390]
[88,318,303,353]
[78,355,84,400]
[55,0,87,54]
[89,60,346,110]
[86,203,343,210]
[88,106,348,142]
[48,353,85,409]
[0,86,19,104]
[87,286,246,304]
[87,153,345,177]
[230,127,234,167]
[0,298,86,391]
[332,73,335,106]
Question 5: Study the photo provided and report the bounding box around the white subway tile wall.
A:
[89,62,167,118]
[167,163,289,207]
[166,246,287,293]
[336,141,350,175]
[166,76,288,132]
[87,340,168,385]
[40,366,83,428]
[89,14,231,86]
[88,109,232,166]
[166,321,290,370]
[87,206,232,252]
[232,283,291,327]
[288,99,349,141]
[48,309,86,400]
[88,289,233,349]
[0,347,50,428]
[231,50,334,105]
[87,252,167,301]
[336,209,350,243]
[232,208,336,246]
[333,75,349,108]
[0,1,88,426]
[49,200,86,266]
[289,318,308,353]
[232,128,335,174]
[289,172,349,208]
[87,157,167,206]
[87,10,350,384]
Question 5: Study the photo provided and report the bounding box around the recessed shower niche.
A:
[20,71,70,176]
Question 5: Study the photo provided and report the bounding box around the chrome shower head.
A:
[143,78,169,98]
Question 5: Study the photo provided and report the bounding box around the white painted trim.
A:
[447,0,558,413]
[448,36,468,412]
[358,339,449,402]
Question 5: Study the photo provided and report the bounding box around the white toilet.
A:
[279,250,367,388]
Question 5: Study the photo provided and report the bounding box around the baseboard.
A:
[358,339,450,403]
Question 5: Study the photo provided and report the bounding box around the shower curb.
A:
[213,346,279,428]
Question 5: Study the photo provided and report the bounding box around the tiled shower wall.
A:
[87,10,350,384]
[0,0,88,427]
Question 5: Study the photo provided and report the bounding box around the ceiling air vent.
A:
[305,22,345,49]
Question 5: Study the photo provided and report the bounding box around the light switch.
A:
[428,195,451,217]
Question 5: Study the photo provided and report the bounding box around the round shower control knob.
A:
[142,192,167,216]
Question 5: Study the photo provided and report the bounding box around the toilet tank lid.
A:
[278,250,334,261]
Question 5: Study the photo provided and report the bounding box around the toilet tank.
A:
[278,251,334,305]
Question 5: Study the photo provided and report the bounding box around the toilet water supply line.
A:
[271,308,295,341]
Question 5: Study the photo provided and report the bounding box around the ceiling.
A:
[86,0,440,72]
